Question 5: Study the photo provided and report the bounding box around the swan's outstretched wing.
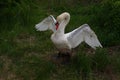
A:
[35,15,57,32]
[66,24,102,49]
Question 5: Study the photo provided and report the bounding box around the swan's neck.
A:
[56,17,70,35]
[57,21,66,34]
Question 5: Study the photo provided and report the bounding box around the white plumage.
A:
[35,15,57,32]
[35,12,102,53]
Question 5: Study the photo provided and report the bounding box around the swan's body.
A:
[35,12,102,55]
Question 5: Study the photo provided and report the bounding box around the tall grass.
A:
[0,0,120,80]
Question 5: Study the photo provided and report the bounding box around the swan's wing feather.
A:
[66,24,102,49]
[83,25,103,49]
[35,15,56,32]
[66,25,85,48]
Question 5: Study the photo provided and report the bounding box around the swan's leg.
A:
[51,49,72,64]
[52,52,72,64]
[57,52,71,58]
[56,52,71,64]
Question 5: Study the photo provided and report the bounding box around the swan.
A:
[35,12,102,57]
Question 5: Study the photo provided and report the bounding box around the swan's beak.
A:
[55,22,59,30]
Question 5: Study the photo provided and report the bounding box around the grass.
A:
[0,0,120,80]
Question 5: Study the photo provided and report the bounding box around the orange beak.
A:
[55,22,59,30]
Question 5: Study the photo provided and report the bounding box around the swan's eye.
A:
[65,17,67,20]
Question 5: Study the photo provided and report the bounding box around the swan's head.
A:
[55,12,70,30]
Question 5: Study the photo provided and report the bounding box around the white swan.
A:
[35,12,102,56]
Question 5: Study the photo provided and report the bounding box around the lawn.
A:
[0,0,120,80]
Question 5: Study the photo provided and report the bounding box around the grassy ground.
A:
[0,0,120,80]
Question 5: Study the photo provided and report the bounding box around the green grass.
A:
[0,0,120,80]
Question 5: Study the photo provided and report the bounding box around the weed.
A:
[0,0,120,80]
[93,48,109,71]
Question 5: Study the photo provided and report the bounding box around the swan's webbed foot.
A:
[51,52,71,65]
[58,52,71,58]
[58,52,71,64]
